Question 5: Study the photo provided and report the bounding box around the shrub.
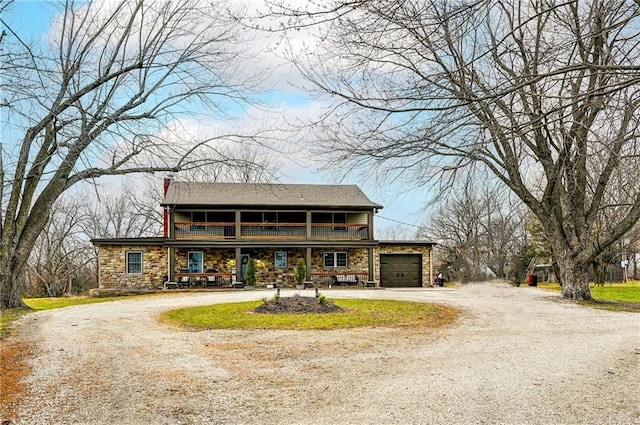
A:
[245,258,257,286]
[293,258,306,286]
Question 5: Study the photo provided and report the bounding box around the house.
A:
[91,179,436,289]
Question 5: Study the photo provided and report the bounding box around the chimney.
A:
[163,174,173,196]
[163,175,173,238]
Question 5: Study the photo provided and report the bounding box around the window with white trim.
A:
[188,251,204,273]
[126,251,143,274]
[323,252,347,268]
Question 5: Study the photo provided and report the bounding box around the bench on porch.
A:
[311,272,369,287]
[165,272,234,289]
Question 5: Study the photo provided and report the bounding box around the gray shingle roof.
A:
[162,182,383,209]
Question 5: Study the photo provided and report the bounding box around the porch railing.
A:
[174,222,369,240]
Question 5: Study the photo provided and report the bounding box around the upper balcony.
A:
[172,210,372,241]
[174,222,370,240]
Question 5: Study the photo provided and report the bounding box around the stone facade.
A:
[98,245,167,289]
[309,247,369,273]
[96,243,432,290]
[174,248,236,273]
[374,244,433,287]
[172,247,370,286]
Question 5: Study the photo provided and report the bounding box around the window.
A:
[191,212,206,231]
[274,251,287,268]
[262,212,277,231]
[188,251,204,273]
[312,212,348,231]
[323,252,347,268]
[126,251,143,274]
[333,213,347,232]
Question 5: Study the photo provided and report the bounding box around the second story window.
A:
[324,252,347,268]
[191,212,206,231]
[333,213,347,232]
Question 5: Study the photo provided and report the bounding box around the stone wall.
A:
[98,245,167,290]
[374,244,433,287]
[172,247,370,286]
[174,248,236,273]
[97,243,430,289]
[309,247,369,273]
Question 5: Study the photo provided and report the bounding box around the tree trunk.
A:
[0,270,29,309]
[556,254,592,301]
[592,259,606,287]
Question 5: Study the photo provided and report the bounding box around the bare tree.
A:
[82,183,162,239]
[27,198,94,297]
[0,0,267,308]
[421,181,525,281]
[274,0,640,300]
[176,144,282,183]
[376,225,416,241]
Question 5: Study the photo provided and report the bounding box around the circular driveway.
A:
[11,282,640,424]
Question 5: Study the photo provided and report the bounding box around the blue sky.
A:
[3,0,432,238]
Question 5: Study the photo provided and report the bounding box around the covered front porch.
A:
[166,245,376,288]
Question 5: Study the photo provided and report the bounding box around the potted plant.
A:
[244,258,257,289]
[293,258,307,289]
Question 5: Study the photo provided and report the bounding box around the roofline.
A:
[91,237,166,246]
[92,237,435,248]
[161,203,383,210]
[378,240,437,246]
[160,181,384,209]
[164,240,380,248]
[90,237,380,249]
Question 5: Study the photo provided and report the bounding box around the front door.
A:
[240,254,250,280]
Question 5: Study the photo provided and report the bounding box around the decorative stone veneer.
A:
[97,245,167,289]
[97,243,430,289]
[309,247,369,274]
[374,245,433,287]
[173,247,306,286]
[174,248,236,273]
[245,248,306,286]
[172,247,371,286]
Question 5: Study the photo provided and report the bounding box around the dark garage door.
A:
[380,254,422,287]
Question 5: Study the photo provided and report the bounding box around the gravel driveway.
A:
[10,282,640,424]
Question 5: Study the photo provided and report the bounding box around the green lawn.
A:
[591,283,640,303]
[3,295,459,337]
[160,298,459,331]
[537,281,640,311]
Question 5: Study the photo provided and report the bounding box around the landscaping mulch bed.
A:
[254,295,345,314]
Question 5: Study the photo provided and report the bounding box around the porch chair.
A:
[177,275,190,288]
[206,275,218,287]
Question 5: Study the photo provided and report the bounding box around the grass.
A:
[536,281,640,312]
[592,283,640,303]
[0,309,30,339]
[160,298,460,331]
[23,296,127,310]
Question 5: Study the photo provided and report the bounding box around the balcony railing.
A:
[174,222,236,239]
[240,223,306,239]
[174,222,369,240]
[310,223,369,239]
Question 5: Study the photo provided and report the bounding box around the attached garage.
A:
[380,254,423,287]
[375,241,435,288]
